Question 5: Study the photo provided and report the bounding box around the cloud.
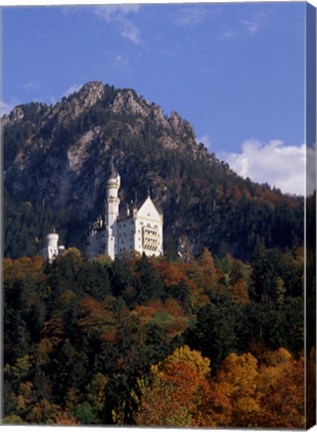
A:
[62,83,83,98]
[240,20,260,34]
[173,7,209,26]
[24,81,40,92]
[93,4,141,21]
[220,27,238,39]
[115,53,128,65]
[1,98,19,116]
[93,5,142,44]
[197,134,212,151]
[119,19,141,45]
[220,9,270,39]
[220,139,306,196]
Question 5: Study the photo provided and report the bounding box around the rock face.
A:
[3,81,303,259]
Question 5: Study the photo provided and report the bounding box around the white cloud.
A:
[93,4,141,21]
[115,53,128,65]
[93,5,142,45]
[62,83,83,98]
[24,81,41,92]
[220,9,270,39]
[221,139,306,196]
[197,134,212,151]
[120,19,141,44]
[1,98,19,116]
[173,7,209,26]
[240,20,260,34]
[220,27,238,39]
[1,101,14,115]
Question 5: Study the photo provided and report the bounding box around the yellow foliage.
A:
[2,414,24,424]
[263,347,292,366]
[4,255,45,282]
[154,345,211,379]
[217,352,258,398]
[61,247,82,258]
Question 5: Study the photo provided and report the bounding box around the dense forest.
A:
[3,247,308,427]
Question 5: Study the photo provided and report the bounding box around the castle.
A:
[42,171,164,261]
[87,171,164,259]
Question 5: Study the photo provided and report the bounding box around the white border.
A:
[1,1,316,432]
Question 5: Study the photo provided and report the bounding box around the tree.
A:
[135,254,164,304]
[134,346,211,427]
[259,356,304,428]
[216,352,261,426]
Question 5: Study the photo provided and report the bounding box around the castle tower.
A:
[105,170,121,260]
[42,227,65,263]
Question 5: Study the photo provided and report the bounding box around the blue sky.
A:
[2,3,309,194]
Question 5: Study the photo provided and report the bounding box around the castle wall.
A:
[118,217,134,254]
[134,197,163,257]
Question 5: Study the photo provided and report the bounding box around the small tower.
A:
[105,169,121,260]
[42,227,65,263]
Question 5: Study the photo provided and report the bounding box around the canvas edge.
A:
[305,2,317,430]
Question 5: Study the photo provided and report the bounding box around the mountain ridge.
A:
[3,81,303,259]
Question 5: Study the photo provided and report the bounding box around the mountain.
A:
[2,81,304,260]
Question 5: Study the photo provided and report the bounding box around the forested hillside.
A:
[3,81,309,427]
[3,81,303,260]
[3,248,306,427]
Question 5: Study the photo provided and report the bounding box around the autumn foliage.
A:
[3,249,306,427]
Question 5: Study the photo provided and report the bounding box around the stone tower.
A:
[42,227,65,263]
[105,169,121,260]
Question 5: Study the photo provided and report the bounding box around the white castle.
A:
[87,170,164,259]
[42,227,65,263]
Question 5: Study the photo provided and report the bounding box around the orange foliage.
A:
[135,346,212,427]
[307,347,316,427]
[259,355,305,428]
[132,304,158,324]
[153,261,191,287]
[230,278,249,305]
[215,350,305,428]
[77,296,115,338]
[164,298,184,317]
[55,413,79,425]
[133,348,304,429]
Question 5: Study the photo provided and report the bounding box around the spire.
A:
[109,157,117,179]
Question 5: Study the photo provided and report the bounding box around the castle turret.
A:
[105,171,121,259]
[42,227,65,263]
